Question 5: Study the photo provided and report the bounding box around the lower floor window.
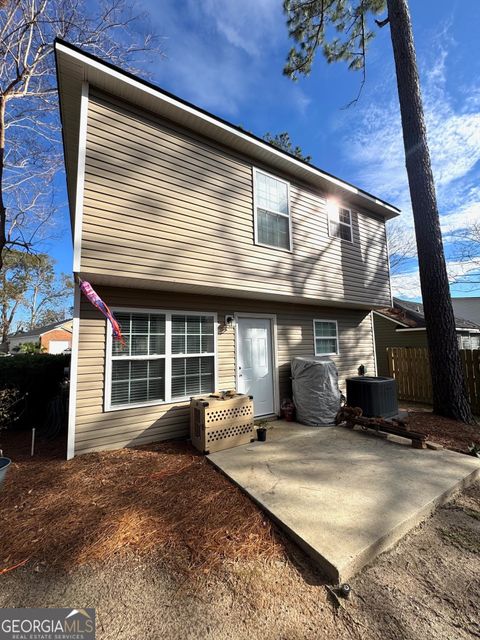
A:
[112,359,165,406]
[171,356,215,398]
[107,310,216,409]
[313,319,339,356]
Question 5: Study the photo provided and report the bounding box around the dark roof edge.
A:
[54,38,400,216]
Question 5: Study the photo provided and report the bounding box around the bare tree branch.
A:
[0,0,162,273]
[386,219,417,274]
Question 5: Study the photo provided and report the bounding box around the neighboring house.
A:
[55,40,400,458]
[452,297,480,327]
[374,298,480,376]
[8,319,73,354]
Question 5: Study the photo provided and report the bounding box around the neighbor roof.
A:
[54,39,401,228]
[9,319,73,341]
[376,299,480,331]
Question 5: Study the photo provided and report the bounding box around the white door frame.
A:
[234,312,279,416]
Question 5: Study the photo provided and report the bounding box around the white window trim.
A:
[104,307,218,412]
[328,203,354,244]
[313,319,340,356]
[253,167,293,252]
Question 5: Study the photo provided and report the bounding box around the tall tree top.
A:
[284,0,387,81]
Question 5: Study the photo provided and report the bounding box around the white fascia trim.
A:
[394,326,479,333]
[55,42,399,219]
[372,310,410,328]
[39,326,73,338]
[67,285,81,459]
[73,81,88,273]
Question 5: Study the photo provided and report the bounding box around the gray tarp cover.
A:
[291,357,342,426]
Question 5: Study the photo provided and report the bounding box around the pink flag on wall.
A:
[79,281,126,347]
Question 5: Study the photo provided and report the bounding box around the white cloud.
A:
[343,33,480,298]
[391,260,480,300]
[290,87,312,117]
[141,0,288,116]
[441,201,480,237]
[346,44,480,209]
[390,270,422,300]
[201,0,282,58]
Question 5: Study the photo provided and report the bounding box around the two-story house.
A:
[55,40,400,458]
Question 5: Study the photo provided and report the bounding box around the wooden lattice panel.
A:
[190,394,255,453]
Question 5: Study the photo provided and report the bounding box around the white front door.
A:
[237,316,275,416]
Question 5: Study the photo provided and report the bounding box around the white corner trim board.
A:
[67,285,81,459]
[73,81,89,273]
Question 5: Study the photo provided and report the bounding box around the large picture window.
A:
[254,169,291,250]
[313,319,339,356]
[106,309,216,410]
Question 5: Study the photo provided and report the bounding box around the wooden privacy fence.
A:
[387,347,480,413]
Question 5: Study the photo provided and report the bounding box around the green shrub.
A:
[0,354,70,430]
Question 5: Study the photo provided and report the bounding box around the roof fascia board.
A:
[55,40,399,220]
[396,326,480,333]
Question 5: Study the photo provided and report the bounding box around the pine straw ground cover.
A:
[405,410,480,454]
[0,433,283,576]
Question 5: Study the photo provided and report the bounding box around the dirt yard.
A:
[405,408,480,454]
[0,427,479,639]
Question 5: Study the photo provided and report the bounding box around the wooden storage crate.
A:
[190,393,255,454]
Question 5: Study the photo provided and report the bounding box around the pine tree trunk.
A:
[386,0,473,422]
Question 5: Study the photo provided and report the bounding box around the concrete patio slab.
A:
[208,421,480,583]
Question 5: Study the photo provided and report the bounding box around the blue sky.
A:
[50,0,480,301]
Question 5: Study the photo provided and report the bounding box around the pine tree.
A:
[283,0,473,423]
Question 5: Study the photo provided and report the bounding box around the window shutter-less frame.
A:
[313,319,339,356]
[254,169,292,251]
[105,309,217,411]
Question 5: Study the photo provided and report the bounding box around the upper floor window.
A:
[313,319,339,356]
[328,203,353,243]
[254,169,291,250]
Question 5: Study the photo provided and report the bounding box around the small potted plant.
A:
[255,419,269,442]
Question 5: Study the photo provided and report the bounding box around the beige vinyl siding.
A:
[74,286,376,455]
[79,91,391,307]
[373,314,428,376]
